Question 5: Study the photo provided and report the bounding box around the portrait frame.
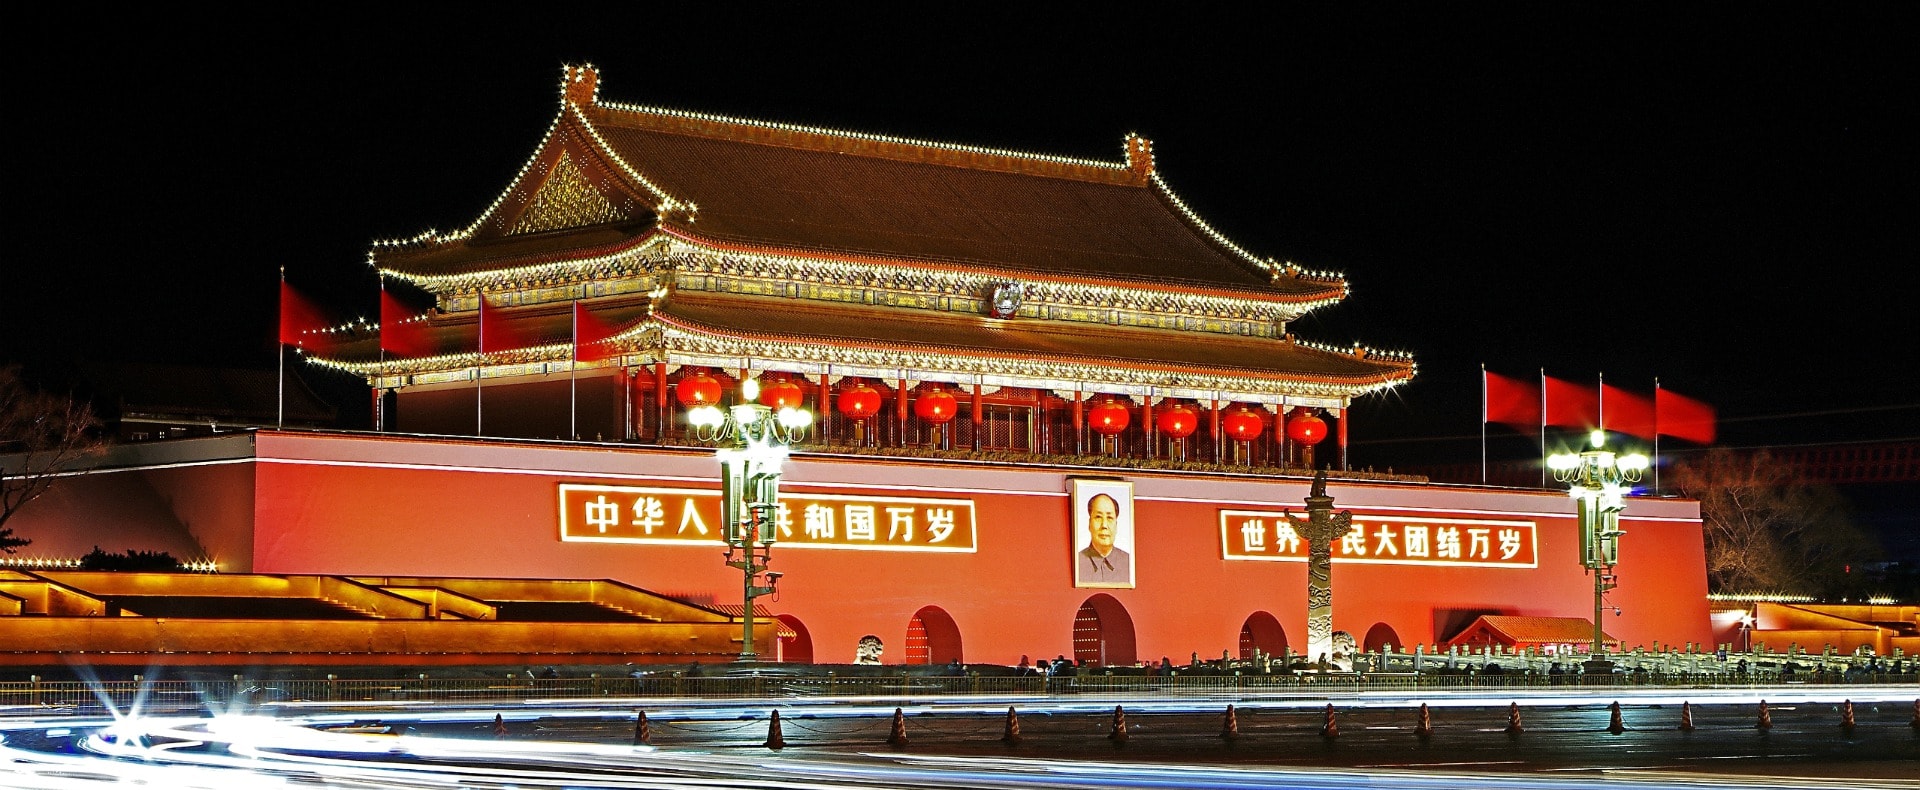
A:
[1070,478,1135,589]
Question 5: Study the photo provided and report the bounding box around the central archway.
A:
[905,606,963,665]
[1238,611,1288,659]
[1071,594,1137,667]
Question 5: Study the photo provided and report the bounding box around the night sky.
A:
[8,9,1915,539]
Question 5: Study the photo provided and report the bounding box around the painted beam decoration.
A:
[1220,510,1537,568]
[560,484,977,552]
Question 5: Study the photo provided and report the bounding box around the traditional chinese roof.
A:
[375,64,1345,304]
[1448,615,1620,647]
[327,65,1415,403]
[322,290,1413,399]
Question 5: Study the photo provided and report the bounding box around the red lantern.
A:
[913,388,958,424]
[1286,410,1328,445]
[676,373,722,407]
[760,378,805,410]
[1088,399,1131,435]
[1221,408,1264,441]
[1155,403,1197,439]
[837,383,882,420]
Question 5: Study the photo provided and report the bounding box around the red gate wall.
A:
[229,432,1715,664]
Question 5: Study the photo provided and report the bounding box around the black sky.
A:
[7,7,1917,465]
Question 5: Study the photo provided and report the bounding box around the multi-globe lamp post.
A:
[1548,430,1649,673]
[684,376,813,662]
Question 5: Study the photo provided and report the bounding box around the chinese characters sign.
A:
[559,484,977,552]
[1220,510,1537,568]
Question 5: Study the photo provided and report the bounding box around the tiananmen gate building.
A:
[2,65,1710,668]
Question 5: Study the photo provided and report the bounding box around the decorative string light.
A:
[0,556,83,569]
[1706,593,1820,603]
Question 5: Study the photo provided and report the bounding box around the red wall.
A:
[236,432,1712,665]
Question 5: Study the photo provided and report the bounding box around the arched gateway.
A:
[904,606,963,664]
[775,615,813,664]
[1239,611,1289,659]
[1071,594,1137,667]
[1363,622,1402,653]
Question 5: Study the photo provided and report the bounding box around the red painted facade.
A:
[165,431,1703,665]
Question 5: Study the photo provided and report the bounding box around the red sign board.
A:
[559,484,977,552]
[1220,510,1537,568]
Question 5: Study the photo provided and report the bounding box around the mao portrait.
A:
[1071,479,1134,588]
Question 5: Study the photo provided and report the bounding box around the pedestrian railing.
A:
[2,669,1913,711]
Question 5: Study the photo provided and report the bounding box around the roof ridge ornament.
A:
[563,63,600,107]
[1124,134,1155,184]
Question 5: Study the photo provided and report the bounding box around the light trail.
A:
[3,685,1914,789]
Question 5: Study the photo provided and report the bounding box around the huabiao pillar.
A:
[1286,471,1354,669]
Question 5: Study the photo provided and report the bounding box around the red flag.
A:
[379,290,435,357]
[1600,384,1656,440]
[477,297,529,355]
[278,282,331,348]
[1543,375,1598,429]
[1656,387,1716,444]
[572,302,619,362]
[1484,371,1541,428]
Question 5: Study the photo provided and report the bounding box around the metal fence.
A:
[3,665,1914,712]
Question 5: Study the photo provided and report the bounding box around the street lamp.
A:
[1548,430,1648,674]
[688,378,813,662]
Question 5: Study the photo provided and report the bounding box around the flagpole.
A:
[476,296,485,437]
[1480,363,1487,484]
[570,301,579,440]
[376,275,387,433]
[278,267,286,430]
[1653,377,1662,494]
[1539,368,1547,487]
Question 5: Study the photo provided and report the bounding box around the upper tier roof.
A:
[377,65,1336,300]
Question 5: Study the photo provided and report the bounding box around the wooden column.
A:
[1143,396,1156,460]
[621,367,634,440]
[1036,392,1049,455]
[653,363,668,442]
[821,375,834,447]
[1280,405,1291,469]
[1071,389,1085,455]
[1210,399,1223,465]
[897,378,909,448]
[1338,407,1350,471]
[970,384,983,451]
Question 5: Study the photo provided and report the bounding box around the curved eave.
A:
[651,308,1415,399]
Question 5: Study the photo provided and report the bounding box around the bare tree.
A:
[0,365,106,553]
[1669,447,1879,597]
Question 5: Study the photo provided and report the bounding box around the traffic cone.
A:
[1678,702,1695,732]
[764,709,785,749]
[634,711,651,745]
[1839,700,1856,733]
[1319,703,1339,738]
[1504,703,1524,736]
[493,713,508,739]
[1108,705,1129,743]
[1414,703,1433,739]
[1002,706,1023,745]
[1756,700,1772,731]
[1606,701,1626,734]
[1221,705,1240,740]
[887,707,908,747]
